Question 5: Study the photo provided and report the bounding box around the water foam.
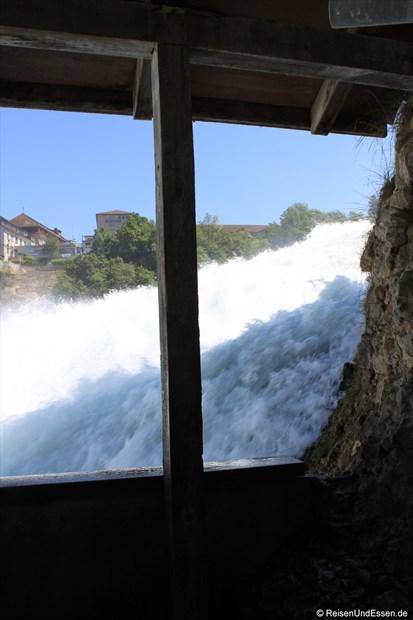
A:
[0,221,370,475]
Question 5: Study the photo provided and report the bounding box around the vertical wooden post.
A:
[151,43,206,619]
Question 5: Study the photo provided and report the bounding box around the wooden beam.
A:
[0,80,133,114]
[0,82,388,137]
[193,97,311,130]
[193,97,387,137]
[0,25,153,58]
[311,79,352,135]
[190,44,413,92]
[0,2,413,91]
[151,43,206,620]
[133,59,152,119]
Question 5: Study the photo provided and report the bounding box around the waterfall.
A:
[0,221,370,475]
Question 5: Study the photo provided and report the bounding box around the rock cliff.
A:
[308,101,413,606]
[0,264,58,302]
[235,106,413,618]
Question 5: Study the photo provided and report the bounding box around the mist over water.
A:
[0,221,370,476]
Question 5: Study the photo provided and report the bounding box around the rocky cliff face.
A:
[0,264,58,302]
[213,113,413,617]
[308,102,413,604]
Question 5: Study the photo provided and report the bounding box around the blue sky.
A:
[0,107,393,241]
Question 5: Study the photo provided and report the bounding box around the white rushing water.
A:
[0,221,370,476]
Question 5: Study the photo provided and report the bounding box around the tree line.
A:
[55,203,366,298]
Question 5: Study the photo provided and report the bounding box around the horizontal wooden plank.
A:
[190,46,413,92]
[0,457,305,488]
[193,96,310,129]
[193,97,387,136]
[192,66,320,108]
[137,65,322,118]
[0,81,388,136]
[0,2,412,91]
[0,25,153,58]
[128,0,332,30]
[0,80,133,114]
[0,46,136,89]
[205,456,304,474]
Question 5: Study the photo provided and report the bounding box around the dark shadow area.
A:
[216,475,412,619]
[0,461,318,620]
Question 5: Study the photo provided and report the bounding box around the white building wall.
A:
[0,224,34,261]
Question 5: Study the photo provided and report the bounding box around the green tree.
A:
[200,213,220,227]
[263,222,282,249]
[54,253,156,299]
[92,227,116,257]
[110,213,156,271]
[196,214,267,264]
[54,272,87,298]
[308,208,346,224]
[229,230,267,258]
[197,215,225,263]
[43,236,60,258]
[279,203,315,244]
[264,204,351,249]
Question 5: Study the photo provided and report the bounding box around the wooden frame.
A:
[2,2,412,616]
[151,42,206,619]
[1,4,413,91]
[311,80,353,135]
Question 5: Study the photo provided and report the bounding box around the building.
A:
[0,216,35,261]
[81,235,94,254]
[16,239,78,259]
[96,210,131,232]
[9,212,66,245]
[1,213,77,261]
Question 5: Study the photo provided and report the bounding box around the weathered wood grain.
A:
[151,42,206,620]
[0,80,133,114]
[133,58,152,118]
[0,80,388,137]
[0,3,413,90]
[0,25,153,57]
[311,79,353,135]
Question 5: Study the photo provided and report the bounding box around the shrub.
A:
[54,253,156,298]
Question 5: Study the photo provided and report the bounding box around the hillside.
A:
[0,264,59,303]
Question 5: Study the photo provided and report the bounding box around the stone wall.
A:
[0,263,58,302]
[308,101,413,605]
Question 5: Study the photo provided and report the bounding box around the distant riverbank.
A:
[0,263,59,303]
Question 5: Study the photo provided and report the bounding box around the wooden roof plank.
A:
[0,80,133,115]
[193,96,387,137]
[0,1,407,134]
[0,25,153,58]
[0,3,413,91]
[0,80,388,137]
